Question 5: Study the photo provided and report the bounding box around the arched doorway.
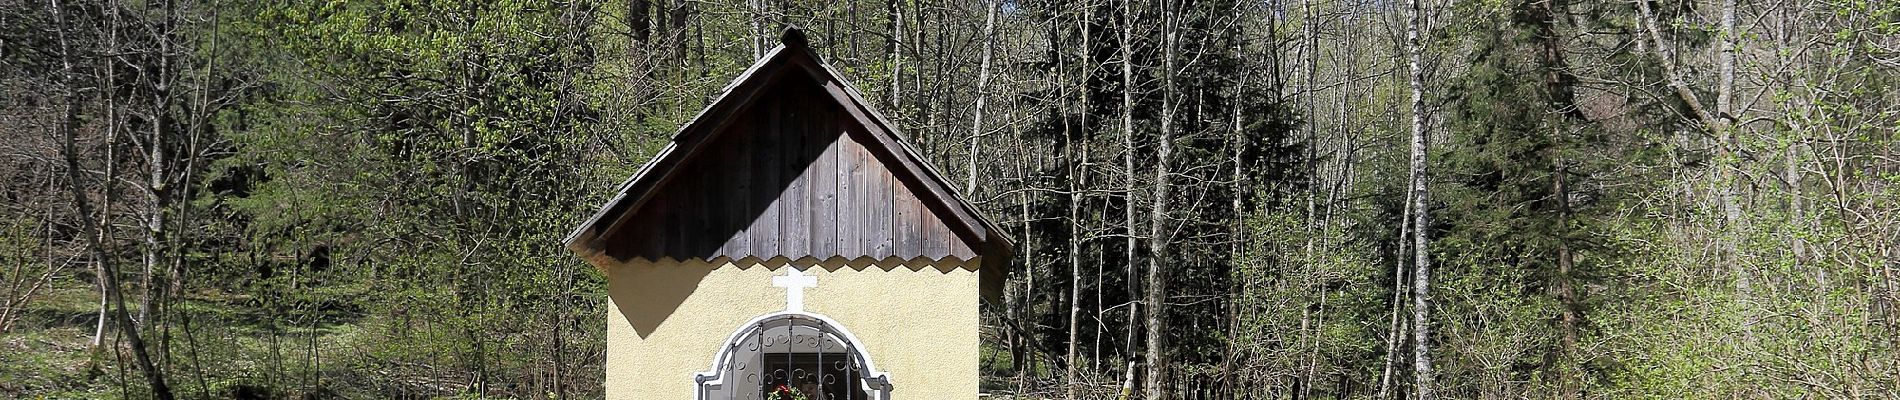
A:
[695,312,892,400]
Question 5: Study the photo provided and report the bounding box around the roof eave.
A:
[564,27,1017,270]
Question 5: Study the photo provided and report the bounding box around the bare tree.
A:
[1143,1,1176,397]
[964,0,998,194]
[1116,0,1142,395]
[50,1,173,397]
[1066,2,1094,398]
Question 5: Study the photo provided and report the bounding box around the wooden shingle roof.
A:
[565,28,1015,274]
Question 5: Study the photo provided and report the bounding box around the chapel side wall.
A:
[605,258,981,399]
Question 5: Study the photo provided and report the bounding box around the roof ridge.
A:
[564,31,1014,269]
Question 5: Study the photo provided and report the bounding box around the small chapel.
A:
[563,28,1016,399]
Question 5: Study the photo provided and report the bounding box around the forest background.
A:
[2,0,1898,398]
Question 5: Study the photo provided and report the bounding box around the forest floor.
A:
[2,283,372,399]
[2,286,110,398]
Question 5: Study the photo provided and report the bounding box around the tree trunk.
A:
[1300,2,1322,393]
[669,0,689,63]
[1378,174,1415,400]
[1527,0,1584,396]
[1067,3,1092,398]
[1302,0,1319,247]
[630,0,650,45]
[140,0,179,360]
[91,0,124,351]
[1632,0,1724,133]
[1404,0,1435,396]
[1715,0,1752,346]
[886,0,903,110]
[1225,43,1248,400]
[1553,153,1581,398]
[51,2,174,397]
[964,0,998,194]
[749,0,764,59]
[1119,0,1142,396]
[1006,105,1037,389]
[1143,6,1175,399]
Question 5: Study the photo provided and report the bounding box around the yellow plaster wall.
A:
[605,258,981,399]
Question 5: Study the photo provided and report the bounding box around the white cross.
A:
[771,267,818,312]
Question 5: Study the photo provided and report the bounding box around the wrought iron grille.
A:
[697,313,892,400]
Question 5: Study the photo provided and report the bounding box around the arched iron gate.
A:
[696,312,893,400]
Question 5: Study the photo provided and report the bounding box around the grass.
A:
[1,282,375,399]
[1,286,116,398]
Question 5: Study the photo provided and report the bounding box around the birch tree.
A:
[1404,0,1436,396]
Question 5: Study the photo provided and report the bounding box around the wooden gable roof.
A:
[565,28,1014,271]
